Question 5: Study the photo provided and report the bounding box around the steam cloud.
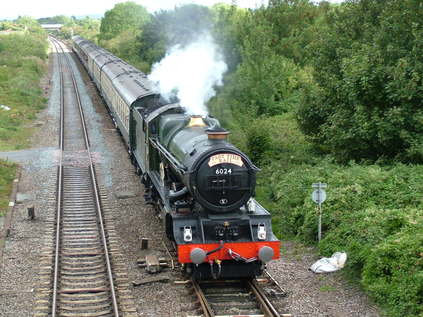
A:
[148,34,227,115]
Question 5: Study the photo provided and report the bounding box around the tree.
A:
[61,17,100,41]
[265,0,326,65]
[99,1,150,41]
[164,4,213,47]
[136,12,168,71]
[15,16,38,26]
[298,0,423,162]
[209,1,317,120]
[13,16,45,34]
[136,4,213,71]
[37,15,72,25]
[210,3,246,72]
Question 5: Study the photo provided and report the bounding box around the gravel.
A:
[0,44,382,317]
[267,241,381,316]
[0,46,59,317]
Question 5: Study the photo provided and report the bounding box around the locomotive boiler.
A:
[71,35,280,279]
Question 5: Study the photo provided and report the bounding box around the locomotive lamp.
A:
[229,226,239,238]
[183,226,193,242]
[215,226,225,239]
[215,223,240,240]
[247,198,256,213]
[257,224,267,240]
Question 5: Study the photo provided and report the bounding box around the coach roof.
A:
[110,64,156,106]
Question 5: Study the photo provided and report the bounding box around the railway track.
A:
[161,222,288,316]
[163,240,289,317]
[159,201,289,317]
[34,37,137,317]
[186,277,290,317]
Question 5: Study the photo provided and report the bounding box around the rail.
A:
[189,277,291,317]
[49,36,120,317]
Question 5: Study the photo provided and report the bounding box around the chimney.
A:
[206,127,229,140]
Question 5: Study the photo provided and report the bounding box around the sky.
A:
[0,0,344,20]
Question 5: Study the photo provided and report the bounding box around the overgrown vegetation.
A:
[0,21,48,150]
[69,1,423,315]
[299,0,423,163]
[0,160,16,216]
[0,19,47,214]
[256,158,423,316]
[61,17,100,42]
[38,15,101,43]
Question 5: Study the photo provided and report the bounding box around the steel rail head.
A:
[49,37,64,317]
[162,240,175,270]
[48,36,120,317]
[247,279,281,317]
[191,279,215,317]
[264,270,287,297]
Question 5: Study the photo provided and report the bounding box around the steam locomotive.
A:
[71,36,280,279]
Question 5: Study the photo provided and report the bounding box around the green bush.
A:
[100,31,150,72]
[298,0,423,162]
[362,226,423,317]
[0,160,16,215]
[245,123,271,164]
[61,17,100,42]
[0,31,48,150]
[258,160,423,317]
[0,33,47,60]
[319,208,414,271]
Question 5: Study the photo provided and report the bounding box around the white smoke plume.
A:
[148,34,227,115]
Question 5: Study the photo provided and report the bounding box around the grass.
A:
[0,160,16,216]
[0,31,48,150]
[319,284,337,292]
[0,30,48,215]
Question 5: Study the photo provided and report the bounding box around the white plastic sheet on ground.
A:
[310,252,347,273]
